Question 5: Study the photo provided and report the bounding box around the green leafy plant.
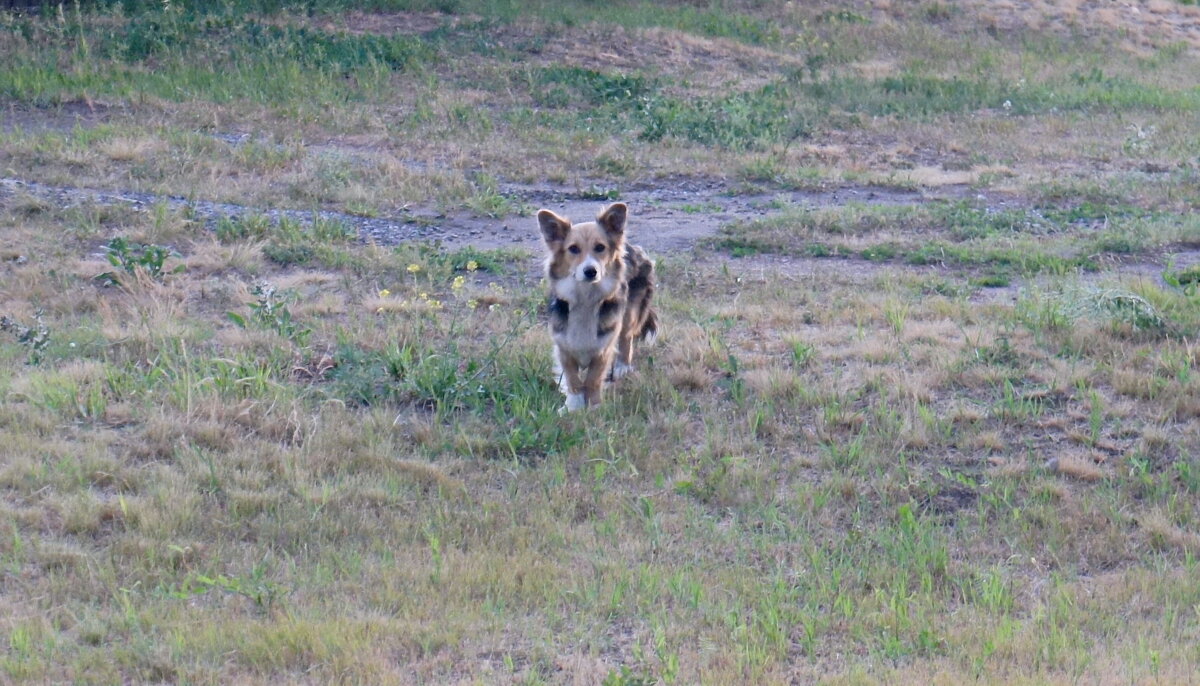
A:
[261,216,357,267]
[394,243,525,279]
[1163,261,1200,296]
[0,312,51,365]
[789,339,815,367]
[602,666,658,686]
[94,236,184,285]
[215,214,273,243]
[227,281,311,347]
[173,563,287,614]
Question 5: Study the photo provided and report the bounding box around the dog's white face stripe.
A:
[575,254,604,282]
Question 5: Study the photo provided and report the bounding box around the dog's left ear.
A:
[596,202,628,236]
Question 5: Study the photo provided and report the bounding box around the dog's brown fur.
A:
[539,202,658,410]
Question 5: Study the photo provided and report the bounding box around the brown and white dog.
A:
[538,202,658,411]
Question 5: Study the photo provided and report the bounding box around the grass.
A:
[5,0,1200,199]
[4,195,1200,683]
[3,0,1200,684]
[712,200,1200,280]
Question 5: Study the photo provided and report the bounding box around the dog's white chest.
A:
[561,306,603,355]
[553,277,616,362]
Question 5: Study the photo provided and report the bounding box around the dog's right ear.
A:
[538,209,570,247]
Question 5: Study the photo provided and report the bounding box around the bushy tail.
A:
[639,308,659,345]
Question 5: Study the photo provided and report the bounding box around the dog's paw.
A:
[559,393,586,414]
[610,360,633,380]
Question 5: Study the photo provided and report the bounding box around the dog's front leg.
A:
[582,350,612,407]
[556,349,587,412]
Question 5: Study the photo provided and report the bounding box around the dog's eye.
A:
[567,245,581,255]
[594,244,606,253]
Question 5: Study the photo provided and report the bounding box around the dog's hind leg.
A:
[612,296,655,381]
[639,307,658,345]
[612,328,635,380]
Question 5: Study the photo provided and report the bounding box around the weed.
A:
[817,9,870,23]
[788,339,815,367]
[227,281,312,347]
[861,243,899,262]
[215,214,273,243]
[971,273,1012,288]
[0,312,51,365]
[973,334,1021,367]
[465,173,525,218]
[1163,262,1200,296]
[394,242,524,278]
[536,66,654,107]
[173,564,287,613]
[603,666,657,686]
[638,85,814,150]
[1056,286,1169,334]
[94,236,184,285]
[260,216,356,267]
[995,379,1044,421]
[1088,390,1105,445]
[580,185,621,201]
[884,298,910,338]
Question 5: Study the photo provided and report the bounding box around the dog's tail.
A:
[639,308,659,345]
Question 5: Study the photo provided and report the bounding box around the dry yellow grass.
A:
[1140,510,1200,556]
[1,0,1200,683]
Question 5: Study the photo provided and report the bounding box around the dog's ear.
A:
[538,209,570,247]
[596,202,628,236]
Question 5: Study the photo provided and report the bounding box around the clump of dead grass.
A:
[1139,510,1200,556]
[1046,452,1108,482]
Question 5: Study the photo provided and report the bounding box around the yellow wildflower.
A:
[465,260,479,272]
[452,275,466,291]
[378,289,391,298]
[407,263,421,274]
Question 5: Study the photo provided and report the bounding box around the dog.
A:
[538,202,658,411]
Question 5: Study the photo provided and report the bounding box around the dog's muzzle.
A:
[577,257,601,282]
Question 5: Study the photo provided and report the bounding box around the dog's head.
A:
[538,202,627,284]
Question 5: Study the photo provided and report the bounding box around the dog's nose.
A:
[583,266,597,280]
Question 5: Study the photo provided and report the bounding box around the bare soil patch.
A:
[961,0,1200,55]
[5,168,1191,295]
[1,100,117,134]
[0,171,943,255]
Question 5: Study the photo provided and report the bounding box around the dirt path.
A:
[0,104,996,258]
[4,172,1195,294]
[0,173,965,254]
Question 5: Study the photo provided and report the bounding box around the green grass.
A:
[712,200,1200,281]
[3,203,1200,680]
[3,0,1200,223]
[1,9,433,107]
